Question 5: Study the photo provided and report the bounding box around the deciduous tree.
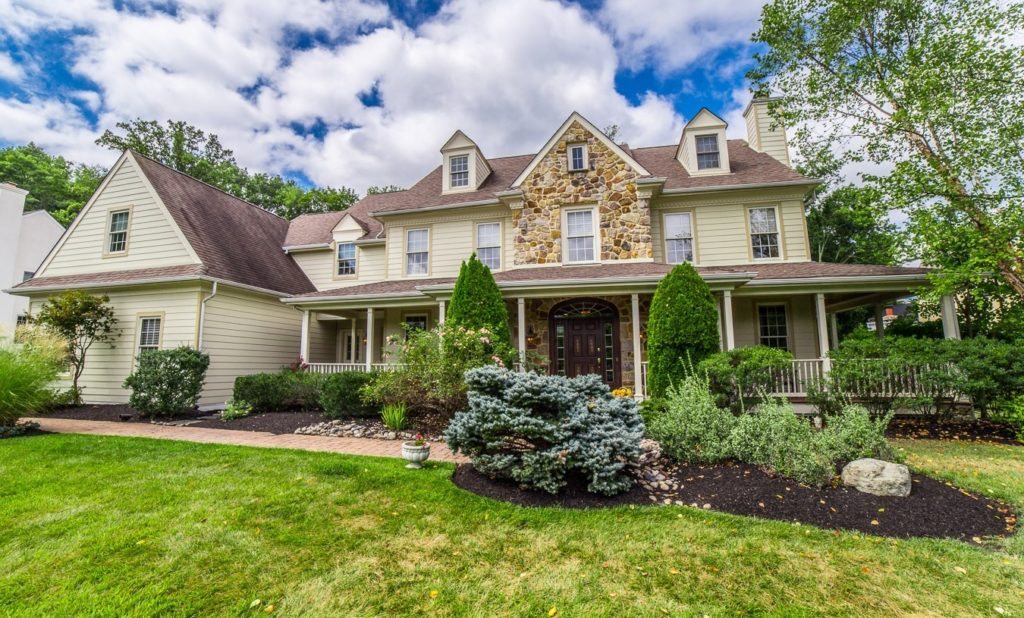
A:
[35,291,117,405]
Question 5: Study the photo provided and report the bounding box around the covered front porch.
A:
[283,262,956,399]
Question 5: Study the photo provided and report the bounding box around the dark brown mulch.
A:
[44,404,207,423]
[189,412,325,434]
[887,417,1022,446]
[453,462,1016,541]
[453,465,650,509]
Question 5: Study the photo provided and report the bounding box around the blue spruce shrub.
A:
[445,366,645,495]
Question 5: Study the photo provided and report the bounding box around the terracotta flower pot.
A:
[401,442,431,469]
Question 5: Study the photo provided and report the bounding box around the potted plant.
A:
[401,433,430,469]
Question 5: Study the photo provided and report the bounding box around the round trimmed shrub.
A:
[445,366,645,495]
[320,371,378,418]
[123,346,210,417]
[646,263,720,397]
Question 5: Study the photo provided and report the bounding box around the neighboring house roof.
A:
[131,153,316,295]
[289,261,931,300]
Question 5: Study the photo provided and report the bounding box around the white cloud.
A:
[0,52,24,83]
[599,0,765,73]
[0,0,775,193]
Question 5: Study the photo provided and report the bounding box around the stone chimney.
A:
[742,98,791,167]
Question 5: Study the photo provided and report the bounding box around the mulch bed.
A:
[887,417,1022,446]
[189,412,326,434]
[44,404,207,424]
[453,462,1016,542]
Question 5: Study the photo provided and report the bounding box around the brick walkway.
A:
[25,417,467,463]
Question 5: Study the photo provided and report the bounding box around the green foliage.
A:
[445,254,513,357]
[35,291,117,405]
[364,324,514,418]
[646,263,720,397]
[221,399,253,422]
[818,406,899,464]
[698,346,793,412]
[446,366,645,495]
[380,403,408,431]
[805,183,904,266]
[728,399,834,486]
[233,371,324,413]
[122,346,210,417]
[0,338,62,426]
[646,373,735,463]
[365,185,405,194]
[319,372,378,418]
[95,119,358,219]
[0,143,103,225]
[751,0,1024,300]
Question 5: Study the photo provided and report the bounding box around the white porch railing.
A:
[771,359,828,397]
[306,363,406,374]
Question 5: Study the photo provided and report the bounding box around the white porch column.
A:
[517,297,527,368]
[438,300,446,325]
[300,310,310,362]
[828,312,839,350]
[815,293,832,372]
[350,318,357,364]
[365,308,374,370]
[874,304,886,339]
[940,295,962,340]
[722,290,736,350]
[631,293,644,398]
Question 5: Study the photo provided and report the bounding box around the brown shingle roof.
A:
[132,153,315,295]
[13,264,205,291]
[291,141,815,242]
[291,261,930,300]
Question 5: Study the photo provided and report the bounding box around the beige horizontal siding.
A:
[30,284,202,403]
[40,157,198,277]
[199,286,303,403]
[731,294,820,359]
[307,314,339,364]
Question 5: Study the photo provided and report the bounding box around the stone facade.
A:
[513,121,653,265]
[508,294,651,388]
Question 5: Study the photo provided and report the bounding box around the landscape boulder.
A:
[841,458,912,497]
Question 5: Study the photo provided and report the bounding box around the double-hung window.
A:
[565,209,596,263]
[664,213,694,263]
[695,135,720,170]
[568,143,587,171]
[449,155,469,188]
[406,229,429,275]
[403,315,428,334]
[476,222,501,270]
[137,316,162,358]
[336,242,356,276]
[107,209,130,254]
[758,305,789,350]
[749,207,781,259]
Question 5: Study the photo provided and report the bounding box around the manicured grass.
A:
[1,434,1022,616]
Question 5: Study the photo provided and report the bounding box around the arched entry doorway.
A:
[548,298,621,387]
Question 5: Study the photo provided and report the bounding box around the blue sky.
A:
[0,0,768,192]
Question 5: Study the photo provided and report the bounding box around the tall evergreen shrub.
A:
[646,263,720,397]
[446,254,512,349]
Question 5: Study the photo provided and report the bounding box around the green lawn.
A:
[1,435,1022,617]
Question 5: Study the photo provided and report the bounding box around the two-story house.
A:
[10,98,957,405]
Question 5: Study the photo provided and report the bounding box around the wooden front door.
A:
[549,299,621,388]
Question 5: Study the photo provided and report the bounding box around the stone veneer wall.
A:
[508,295,651,388]
[513,121,653,265]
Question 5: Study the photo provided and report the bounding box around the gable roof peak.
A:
[684,107,728,129]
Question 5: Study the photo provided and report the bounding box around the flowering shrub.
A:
[445,366,645,495]
[364,324,515,418]
[611,387,634,398]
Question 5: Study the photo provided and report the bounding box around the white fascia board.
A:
[283,243,331,253]
[368,198,501,217]
[660,179,821,196]
[7,275,291,299]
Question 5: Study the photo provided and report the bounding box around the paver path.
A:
[25,417,467,463]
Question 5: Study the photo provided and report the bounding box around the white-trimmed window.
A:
[695,135,720,170]
[336,242,356,276]
[664,213,694,264]
[565,208,597,263]
[406,228,429,275]
[749,206,781,259]
[107,209,130,254]
[403,314,428,335]
[568,143,588,172]
[476,222,501,270]
[450,155,469,188]
[137,316,162,357]
[343,333,361,362]
[757,304,789,350]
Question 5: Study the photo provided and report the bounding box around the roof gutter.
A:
[369,197,501,218]
[6,275,295,299]
[283,243,330,253]
[659,178,821,196]
[743,273,931,287]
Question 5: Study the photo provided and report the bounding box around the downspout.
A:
[197,281,218,350]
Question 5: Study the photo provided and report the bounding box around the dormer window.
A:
[695,135,720,170]
[450,155,469,188]
[567,143,588,172]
